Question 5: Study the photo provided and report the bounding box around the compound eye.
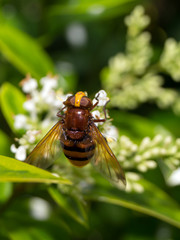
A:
[80,97,92,108]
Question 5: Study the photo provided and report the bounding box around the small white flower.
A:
[41,89,56,105]
[29,197,51,220]
[168,146,177,155]
[139,137,151,151]
[103,125,119,141]
[142,151,151,159]
[132,183,144,193]
[93,90,109,106]
[126,172,140,181]
[14,114,27,129]
[131,144,138,152]
[153,135,163,144]
[22,78,38,93]
[168,168,180,186]
[137,163,147,172]
[118,155,125,162]
[41,118,52,128]
[92,110,101,119]
[11,144,27,161]
[10,144,17,153]
[26,130,39,143]
[123,161,132,168]
[164,136,172,145]
[125,182,132,192]
[145,160,157,168]
[134,155,142,162]
[120,149,128,156]
[151,147,160,156]
[23,99,36,112]
[40,76,58,89]
[160,148,167,155]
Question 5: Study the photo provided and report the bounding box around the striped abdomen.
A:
[60,134,95,167]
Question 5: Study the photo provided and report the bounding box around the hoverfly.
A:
[25,92,126,187]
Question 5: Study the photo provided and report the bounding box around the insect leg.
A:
[103,99,110,120]
[57,106,66,118]
[92,99,110,123]
[91,93,100,110]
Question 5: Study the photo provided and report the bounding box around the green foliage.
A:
[1,82,25,132]
[0,155,71,184]
[49,0,140,21]
[48,186,88,228]
[86,176,180,228]
[0,130,11,155]
[0,24,54,79]
[0,183,13,203]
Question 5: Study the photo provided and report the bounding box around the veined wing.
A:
[89,122,126,188]
[25,121,63,169]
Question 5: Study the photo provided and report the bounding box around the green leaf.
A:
[85,177,180,228]
[0,208,70,240]
[0,155,71,185]
[9,228,54,240]
[0,24,54,79]
[48,186,88,227]
[0,130,11,155]
[110,110,172,142]
[49,0,140,21]
[0,82,25,131]
[0,182,13,203]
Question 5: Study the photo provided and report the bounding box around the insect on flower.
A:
[25,92,126,187]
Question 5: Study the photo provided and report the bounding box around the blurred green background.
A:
[1,0,180,239]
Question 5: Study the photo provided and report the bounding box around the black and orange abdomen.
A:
[60,134,95,167]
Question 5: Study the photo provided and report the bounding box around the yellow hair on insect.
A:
[75,91,85,107]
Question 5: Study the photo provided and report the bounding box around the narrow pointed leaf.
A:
[0,155,71,185]
[0,24,54,78]
[48,186,88,227]
[85,177,180,228]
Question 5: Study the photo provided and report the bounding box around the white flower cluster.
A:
[92,90,119,142]
[11,75,70,161]
[114,135,180,173]
[160,39,180,81]
[101,5,180,114]
[125,5,150,37]
[125,172,144,193]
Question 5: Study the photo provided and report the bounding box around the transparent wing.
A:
[89,123,126,188]
[25,121,63,169]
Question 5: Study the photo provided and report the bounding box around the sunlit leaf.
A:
[85,177,180,228]
[48,186,88,227]
[0,155,71,184]
[0,24,54,79]
[49,0,141,21]
[0,82,25,132]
